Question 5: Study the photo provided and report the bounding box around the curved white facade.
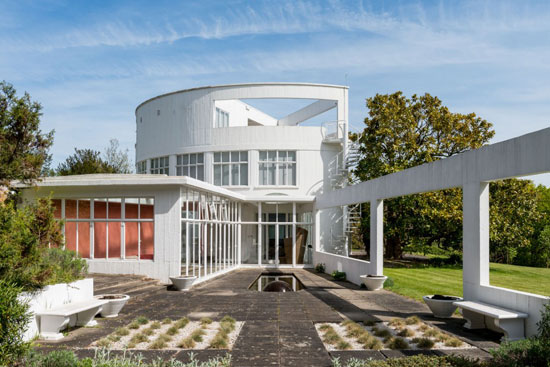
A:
[135,83,348,199]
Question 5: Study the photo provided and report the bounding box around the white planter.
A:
[360,275,387,291]
[94,294,130,318]
[423,295,463,318]
[170,276,197,291]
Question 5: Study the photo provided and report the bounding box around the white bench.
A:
[453,300,528,341]
[37,299,108,340]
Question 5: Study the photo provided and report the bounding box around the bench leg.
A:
[75,305,103,327]
[495,319,525,341]
[40,315,70,340]
[461,308,486,329]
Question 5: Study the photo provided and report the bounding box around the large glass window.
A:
[259,151,296,186]
[137,161,147,174]
[150,156,169,174]
[215,107,229,128]
[213,151,248,186]
[52,198,154,260]
[176,153,204,181]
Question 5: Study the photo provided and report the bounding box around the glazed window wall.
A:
[181,189,241,281]
[215,108,229,128]
[213,151,248,186]
[259,151,297,186]
[151,156,169,174]
[176,153,204,181]
[137,161,147,174]
[51,198,154,260]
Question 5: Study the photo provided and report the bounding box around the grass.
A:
[384,262,550,301]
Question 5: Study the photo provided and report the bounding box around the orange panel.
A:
[78,200,90,219]
[65,221,77,252]
[52,199,62,218]
[94,201,107,219]
[108,201,121,219]
[140,204,154,219]
[94,222,107,258]
[125,202,139,219]
[108,222,121,258]
[78,222,90,258]
[140,222,154,260]
[65,200,77,218]
[125,222,139,259]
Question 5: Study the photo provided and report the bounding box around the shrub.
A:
[40,350,80,367]
[413,337,434,349]
[490,337,550,367]
[397,328,414,337]
[331,355,482,367]
[0,280,31,367]
[0,198,86,291]
[315,263,326,273]
[536,302,550,340]
[331,271,346,281]
[405,316,420,325]
[387,337,409,350]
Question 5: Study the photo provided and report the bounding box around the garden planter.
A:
[423,295,463,318]
[94,294,130,318]
[169,276,197,291]
[360,275,387,291]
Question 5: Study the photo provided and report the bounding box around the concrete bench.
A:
[453,300,528,341]
[37,299,108,340]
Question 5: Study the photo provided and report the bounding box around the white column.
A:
[258,202,262,266]
[238,203,242,265]
[314,209,321,252]
[292,202,297,267]
[463,181,490,300]
[370,199,384,276]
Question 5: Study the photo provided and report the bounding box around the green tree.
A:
[104,138,133,174]
[353,92,494,258]
[56,148,116,176]
[0,81,53,188]
[489,179,541,264]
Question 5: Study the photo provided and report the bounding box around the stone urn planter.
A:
[94,294,130,318]
[169,275,197,291]
[423,294,463,318]
[360,275,387,291]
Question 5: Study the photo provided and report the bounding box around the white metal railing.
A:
[321,120,346,142]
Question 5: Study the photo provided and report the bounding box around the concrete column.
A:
[370,199,384,275]
[257,202,262,266]
[463,181,490,300]
[314,209,321,252]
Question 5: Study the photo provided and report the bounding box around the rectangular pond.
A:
[249,273,305,292]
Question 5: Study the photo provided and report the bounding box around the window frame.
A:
[176,153,205,181]
[150,156,169,175]
[213,151,248,186]
[258,150,297,186]
[215,107,229,128]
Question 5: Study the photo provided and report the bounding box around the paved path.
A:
[36,269,498,366]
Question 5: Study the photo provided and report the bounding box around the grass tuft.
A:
[175,317,190,329]
[389,318,406,327]
[387,337,410,349]
[150,321,161,330]
[148,334,171,349]
[96,338,111,348]
[128,321,141,330]
[136,316,149,325]
[445,337,464,347]
[162,318,172,325]
[413,337,435,349]
[167,326,179,336]
[363,320,377,327]
[397,328,415,337]
[115,327,130,336]
[373,328,391,338]
[200,317,213,325]
[336,340,351,350]
[405,316,421,325]
[423,328,440,338]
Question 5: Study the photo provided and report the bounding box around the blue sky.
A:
[1,0,550,184]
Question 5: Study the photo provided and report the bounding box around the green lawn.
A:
[384,262,550,302]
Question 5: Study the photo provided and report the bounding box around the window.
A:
[137,161,147,174]
[215,107,229,128]
[176,153,204,181]
[259,151,296,186]
[150,156,169,174]
[213,151,248,186]
[52,198,154,260]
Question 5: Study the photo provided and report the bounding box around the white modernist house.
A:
[20,82,549,339]
[22,83,353,283]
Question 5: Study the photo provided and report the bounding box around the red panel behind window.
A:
[65,222,77,252]
[78,222,90,258]
[108,222,121,258]
[94,222,107,258]
[125,222,139,259]
[140,222,154,260]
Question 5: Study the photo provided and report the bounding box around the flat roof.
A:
[16,174,315,203]
[135,82,349,112]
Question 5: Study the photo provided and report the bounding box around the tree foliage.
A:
[103,138,133,174]
[0,81,53,188]
[56,148,116,176]
[353,92,494,259]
